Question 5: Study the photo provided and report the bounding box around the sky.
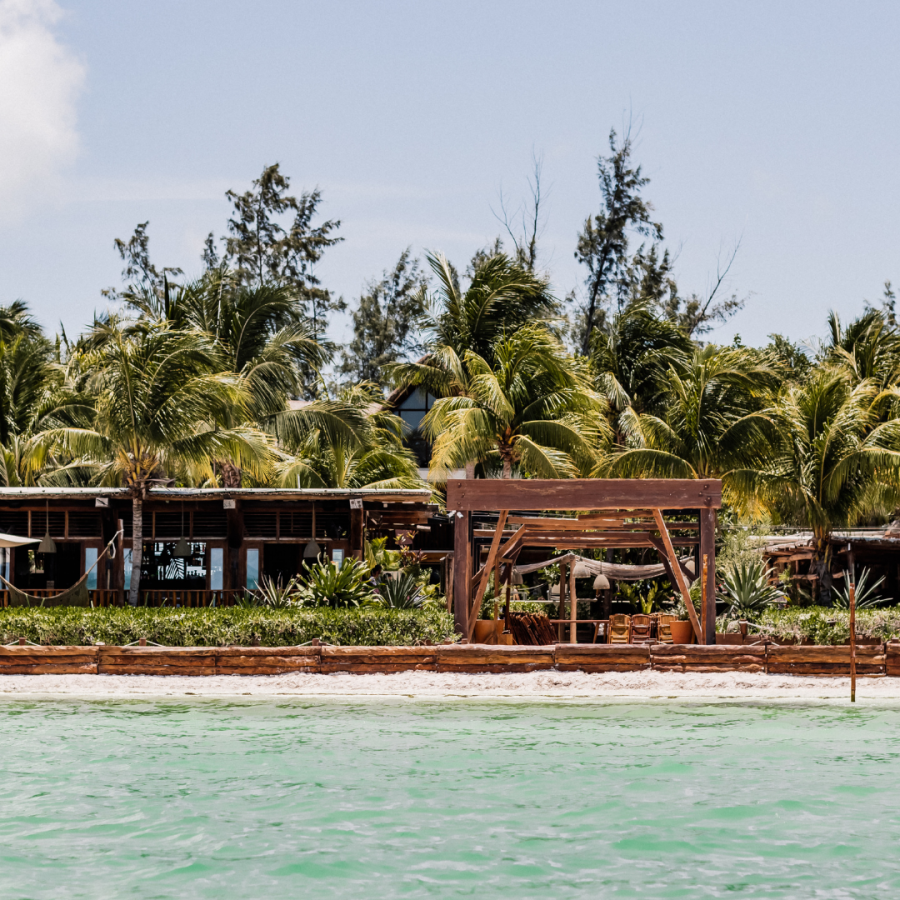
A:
[1,0,899,349]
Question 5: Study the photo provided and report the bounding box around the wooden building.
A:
[0,487,448,605]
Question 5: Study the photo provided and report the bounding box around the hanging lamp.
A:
[38,500,56,555]
[173,499,191,558]
[304,503,321,559]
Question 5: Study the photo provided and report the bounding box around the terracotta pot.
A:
[670,621,694,644]
[472,620,501,644]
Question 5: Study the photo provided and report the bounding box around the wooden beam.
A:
[653,509,702,643]
[467,511,509,640]
[647,537,700,578]
[700,508,716,645]
[452,512,471,637]
[569,558,577,644]
[447,478,722,512]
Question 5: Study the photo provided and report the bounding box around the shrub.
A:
[744,606,900,644]
[375,573,425,609]
[299,557,377,608]
[0,607,457,647]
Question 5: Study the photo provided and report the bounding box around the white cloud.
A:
[0,0,84,209]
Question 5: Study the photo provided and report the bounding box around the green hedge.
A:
[748,607,900,645]
[0,607,457,648]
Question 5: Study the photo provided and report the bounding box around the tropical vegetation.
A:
[7,142,900,611]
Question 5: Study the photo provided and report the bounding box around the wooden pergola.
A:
[447,478,722,645]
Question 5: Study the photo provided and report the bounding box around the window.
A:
[397,388,436,432]
[246,548,259,590]
[124,549,132,587]
[210,547,224,590]
[85,548,98,590]
[332,548,344,566]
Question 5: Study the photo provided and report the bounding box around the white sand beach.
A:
[0,670,898,701]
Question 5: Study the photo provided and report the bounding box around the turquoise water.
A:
[2,699,899,898]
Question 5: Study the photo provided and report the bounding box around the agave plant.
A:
[832,567,887,609]
[376,573,425,609]
[717,560,783,617]
[254,575,303,609]
[299,557,376,608]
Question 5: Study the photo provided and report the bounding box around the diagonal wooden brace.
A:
[653,509,702,642]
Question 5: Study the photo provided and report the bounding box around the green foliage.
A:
[717,560,783,617]
[365,537,402,572]
[375,573,425,609]
[750,606,900,645]
[617,581,665,614]
[832,568,887,609]
[222,163,343,341]
[0,607,456,647]
[339,249,428,387]
[253,575,303,609]
[424,325,608,479]
[299,556,376,608]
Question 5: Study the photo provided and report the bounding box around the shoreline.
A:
[0,670,898,702]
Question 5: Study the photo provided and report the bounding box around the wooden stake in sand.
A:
[848,543,857,703]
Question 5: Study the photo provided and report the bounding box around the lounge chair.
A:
[608,614,631,644]
[631,613,653,644]
[656,613,676,644]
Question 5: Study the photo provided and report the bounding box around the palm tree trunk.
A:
[128,496,143,606]
[502,459,512,478]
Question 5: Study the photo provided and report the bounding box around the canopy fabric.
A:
[0,532,39,548]
[514,553,693,582]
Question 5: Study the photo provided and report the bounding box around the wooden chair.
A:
[608,614,631,644]
[656,613,677,644]
[631,613,653,644]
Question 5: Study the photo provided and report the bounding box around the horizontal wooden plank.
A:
[216,655,322,668]
[556,660,650,675]
[0,646,99,657]
[98,647,217,658]
[317,664,437,674]
[0,664,98,675]
[650,644,767,657]
[0,655,97,667]
[99,654,217,666]
[435,664,556,673]
[98,665,218,676]
[447,478,722,511]
[321,646,437,658]
[219,646,320,658]
[216,665,319,675]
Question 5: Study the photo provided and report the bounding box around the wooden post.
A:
[467,510,509,640]
[504,563,512,634]
[569,558,577,644]
[452,511,471,637]
[701,554,708,640]
[558,558,568,642]
[700,508,716,645]
[350,505,364,560]
[848,543,857,703]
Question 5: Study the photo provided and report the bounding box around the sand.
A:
[0,670,897,701]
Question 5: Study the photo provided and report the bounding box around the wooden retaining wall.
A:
[0,643,899,676]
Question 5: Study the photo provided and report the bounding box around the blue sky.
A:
[1,0,898,348]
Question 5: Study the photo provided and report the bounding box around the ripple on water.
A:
[1,699,900,899]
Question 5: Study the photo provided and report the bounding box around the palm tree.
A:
[606,345,782,490]
[388,250,559,400]
[128,271,366,485]
[36,320,272,604]
[588,301,692,442]
[423,326,607,479]
[730,367,900,600]
[273,384,425,490]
